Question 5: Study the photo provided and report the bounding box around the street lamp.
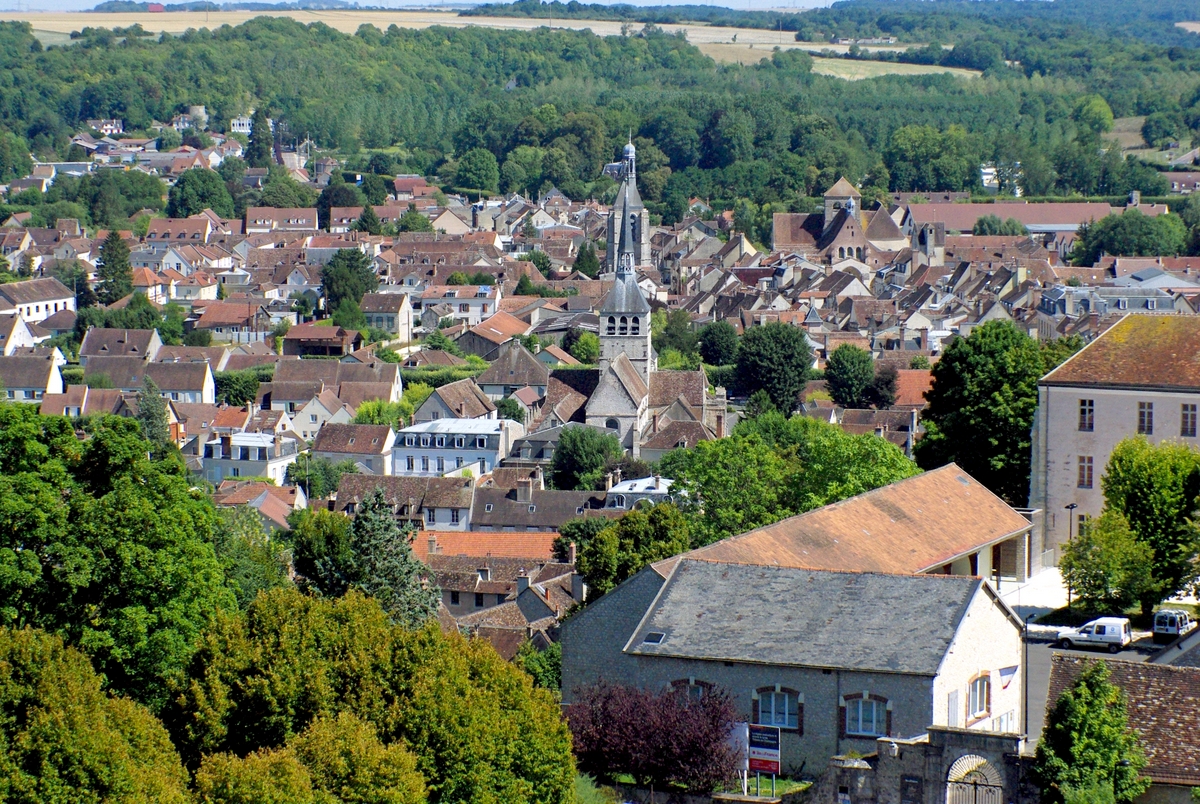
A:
[1065,503,1078,608]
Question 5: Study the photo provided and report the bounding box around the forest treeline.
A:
[0,0,1198,227]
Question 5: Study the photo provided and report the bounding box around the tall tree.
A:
[1059,510,1155,614]
[577,503,692,596]
[1101,438,1200,614]
[735,322,812,413]
[573,240,600,278]
[455,148,500,196]
[287,507,355,597]
[353,203,382,235]
[167,167,236,219]
[246,107,274,169]
[135,376,170,452]
[96,229,132,305]
[698,320,738,366]
[825,344,876,408]
[321,248,378,311]
[1033,660,1149,804]
[349,488,440,629]
[549,427,623,491]
[317,181,364,231]
[915,320,1044,506]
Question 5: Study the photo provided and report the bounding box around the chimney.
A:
[428,534,438,555]
[516,478,533,503]
[567,540,577,565]
[604,471,614,491]
[654,474,661,490]
[533,465,544,490]
[517,573,530,595]
[571,573,585,602]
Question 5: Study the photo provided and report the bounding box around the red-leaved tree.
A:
[567,680,740,793]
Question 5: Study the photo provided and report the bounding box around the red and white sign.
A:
[748,725,781,774]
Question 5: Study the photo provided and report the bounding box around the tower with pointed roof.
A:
[599,181,655,385]
[823,177,862,237]
[605,139,651,270]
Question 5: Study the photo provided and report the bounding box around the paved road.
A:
[1024,638,1154,749]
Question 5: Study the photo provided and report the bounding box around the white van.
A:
[1153,609,1197,644]
[1058,617,1132,653]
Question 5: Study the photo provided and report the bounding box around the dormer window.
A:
[478,568,490,581]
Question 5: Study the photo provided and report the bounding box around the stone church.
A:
[584,141,728,457]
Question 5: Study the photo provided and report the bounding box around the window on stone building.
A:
[1183,404,1197,438]
[1077,456,1093,489]
[968,674,991,720]
[842,694,889,738]
[450,591,460,605]
[1138,402,1154,435]
[670,679,712,702]
[607,316,616,335]
[619,316,628,335]
[755,687,801,731]
[1078,399,1094,432]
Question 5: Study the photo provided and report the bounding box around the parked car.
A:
[1153,609,1197,644]
[1058,617,1132,653]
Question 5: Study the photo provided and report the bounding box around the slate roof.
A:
[359,293,409,314]
[477,342,549,388]
[334,474,474,514]
[1047,656,1200,787]
[0,354,57,389]
[80,328,158,360]
[628,559,980,675]
[666,464,1030,576]
[1041,314,1200,391]
[313,423,392,455]
[274,359,399,387]
[0,277,72,306]
[472,487,612,531]
[404,349,467,368]
[428,378,495,418]
[641,419,716,451]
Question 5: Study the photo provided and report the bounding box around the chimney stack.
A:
[516,478,533,503]
[567,540,577,565]
[517,573,530,595]
[571,573,585,602]
[428,534,438,555]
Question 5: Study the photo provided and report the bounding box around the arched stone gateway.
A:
[946,754,1004,804]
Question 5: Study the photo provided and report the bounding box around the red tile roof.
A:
[413,531,560,562]
[1041,314,1200,390]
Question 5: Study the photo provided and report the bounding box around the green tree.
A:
[825,344,876,408]
[354,202,382,235]
[355,398,414,430]
[515,640,562,693]
[1059,510,1156,614]
[213,506,293,609]
[1102,437,1200,614]
[96,228,132,305]
[1033,660,1149,804]
[167,167,235,218]
[260,172,318,208]
[167,589,576,804]
[195,747,315,804]
[515,273,537,296]
[698,321,738,366]
[349,487,440,628]
[0,408,237,710]
[1071,211,1188,265]
[574,240,600,278]
[916,320,1044,506]
[974,214,1028,236]
[550,426,623,491]
[317,181,364,230]
[653,309,697,357]
[291,713,426,804]
[736,322,812,413]
[496,397,526,424]
[569,331,600,364]
[246,107,274,169]
[0,130,33,182]
[658,434,794,546]
[360,173,390,205]
[577,503,692,596]
[1073,94,1116,136]
[135,375,170,452]
[397,208,433,232]
[332,297,367,330]
[424,327,464,356]
[288,507,356,597]
[321,248,378,310]
[455,147,500,196]
[0,628,190,804]
[285,454,359,500]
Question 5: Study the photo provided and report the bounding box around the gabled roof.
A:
[334,474,474,513]
[1048,656,1200,787]
[0,277,73,306]
[428,378,495,418]
[0,354,57,389]
[628,559,980,675]
[602,352,649,407]
[666,464,1029,576]
[476,341,549,388]
[1041,314,1200,391]
[80,328,158,360]
[313,423,392,455]
[824,177,861,198]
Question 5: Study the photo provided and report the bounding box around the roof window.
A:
[643,632,665,645]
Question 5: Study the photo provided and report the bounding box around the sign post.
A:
[748,724,780,795]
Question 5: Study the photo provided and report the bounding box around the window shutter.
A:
[837,696,847,739]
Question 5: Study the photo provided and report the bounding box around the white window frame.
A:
[845,698,886,737]
[758,691,799,730]
[968,675,991,719]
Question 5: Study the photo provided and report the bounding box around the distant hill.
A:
[91,0,356,11]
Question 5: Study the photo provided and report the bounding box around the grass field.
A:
[0,9,924,54]
[1111,115,1148,150]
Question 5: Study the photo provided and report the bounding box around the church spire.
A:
[616,181,636,278]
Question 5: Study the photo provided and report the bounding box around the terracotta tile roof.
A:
[476,342,549,388]
[213,481,302,507]
[641,419,716,451]
[648,370,706,410]
[414,530,560,562]
[404,349,466,368]
[1041,314,1200,390]
[429,378,495,418]
[468,312,530,345]
[663,464,1030,576]
[1047,655,1200,787]
[336,382,393,409]
[907,202,1114,233]
[540,344,579,365]
[894,369,933,407]
[313,423,392,455]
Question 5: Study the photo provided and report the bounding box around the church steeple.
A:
[599,177,654,383]
[605,138,650,271]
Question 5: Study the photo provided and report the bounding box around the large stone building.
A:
[1030,314,1200,558]
[604,140,651,270]
[561,467,1029,774]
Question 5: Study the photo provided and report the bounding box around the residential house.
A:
[1031,314,1200,558]
[83,357,216,404]
[79,328,163,366]
[0,353,64,401]
[212,480,306,531]
[359,293,414,342]
[244,207,319,234]
[455,311,530,360]
[202,432,301,484]
[470,470,612,533]
[475,340,549,400]
[415,285,500,328]
[0,277,75,323]
[395,418,520,476]
[562,561,1024,774]
[312,423,396,475]
[429,555,574,618]
[413,378,496,422]
[295,389,355,441]
[191,300,273,344]
[0,315,39,355]
[282,322,363,357]
[334,473,475,532]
